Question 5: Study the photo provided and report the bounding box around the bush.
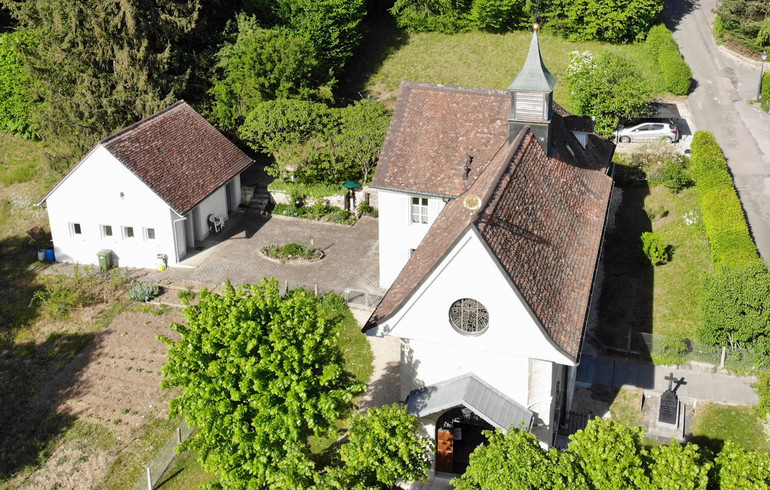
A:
[661,157,693,192]
[641,231,669,265]
[261,243,323,260]
[357,201,378,217]
[129,282,161,302]
[0,31,40,139]
[178,287,197,305]
[652,334,689,366]
[690,131,758,268]
[763,72,770,102]
[755,372,770,418]
[646,25,692,95]
[701,188,758,268]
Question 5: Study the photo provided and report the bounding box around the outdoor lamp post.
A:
[758,50,768,102]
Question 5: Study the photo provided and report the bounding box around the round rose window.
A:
[449,298,489,335]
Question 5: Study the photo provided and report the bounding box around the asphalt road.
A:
[665,0,770,262]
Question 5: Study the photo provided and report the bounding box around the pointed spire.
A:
[508,25,557,93]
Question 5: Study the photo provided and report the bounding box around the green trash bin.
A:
[98,249,113,271]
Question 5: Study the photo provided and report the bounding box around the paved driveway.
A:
[153,211,385,299]
[666,0,770,262]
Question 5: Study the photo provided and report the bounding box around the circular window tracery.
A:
[449,298,489,335]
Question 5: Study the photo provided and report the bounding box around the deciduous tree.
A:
[326,404,433,488]
[0,30,38,139]
[565,51,652,137]
[159,279,365,488]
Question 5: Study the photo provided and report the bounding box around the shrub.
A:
[178,287,197,305]
[700,188,758,268]
[129,282,161,302]
[763,72,770,102]
[646,25,692,95]
[357,201,378,217]
[690,132,734,194]
[755,372,770,418]
[640,231,669,265]
[261,243,323,260]
[661,156,693,192]
[652,334,689,366]
[326,207,355,224]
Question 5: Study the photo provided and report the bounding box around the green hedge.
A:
[646,25,692,95]
[690,131,758,268]
[763,72,770,102]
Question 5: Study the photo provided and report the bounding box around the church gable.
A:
[383,227,576,366]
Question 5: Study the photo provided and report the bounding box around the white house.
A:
[38,101,253,269]
[365,28,615,473]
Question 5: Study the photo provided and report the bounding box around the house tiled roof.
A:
[101,101,253,215]
[365,83,614,360]
[371,82,511,197]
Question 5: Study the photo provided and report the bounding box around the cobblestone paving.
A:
[148,211,385,299]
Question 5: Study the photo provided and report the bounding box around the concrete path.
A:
[665,0,770,261]
[577,355,759,405]
[145,211,385,300]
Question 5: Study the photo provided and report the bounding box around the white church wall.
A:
[46,145,178,268]
[377,189,445,289]
[383,228,574,366]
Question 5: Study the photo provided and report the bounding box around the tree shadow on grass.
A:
[0,332,104,477]
[337,13,409,102]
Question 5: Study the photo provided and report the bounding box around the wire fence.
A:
[592,327,762,372]
[132,420,194,490]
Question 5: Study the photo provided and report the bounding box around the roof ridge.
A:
[100,100,188,146]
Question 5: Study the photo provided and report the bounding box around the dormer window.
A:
[411,197,428,224]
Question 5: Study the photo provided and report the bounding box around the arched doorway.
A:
[435,407,494,474]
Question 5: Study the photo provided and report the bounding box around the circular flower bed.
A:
[261,243,324,262]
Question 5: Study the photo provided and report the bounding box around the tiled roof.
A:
[371,82,511,197]
[101,101,253,215]
[406,374,533,429]
[365,87,614,360]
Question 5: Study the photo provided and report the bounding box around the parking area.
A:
[146,210,385,300]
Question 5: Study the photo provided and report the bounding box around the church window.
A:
[411,197,428,224]
[449,298,489,335]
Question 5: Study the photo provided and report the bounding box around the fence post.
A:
[720,346,726,368]
[177,427,181,444]
[146,467,152,490]
[626,330,632,353]
[314,284,318,296]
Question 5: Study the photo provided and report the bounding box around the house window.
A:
[144,227,156,240]
[123,226,134,239]
[411,197,428,224]
[101,225,113,238]
[69,223,82,236]
[449,298,489,335]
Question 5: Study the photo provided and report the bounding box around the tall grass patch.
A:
[364,31,666,108]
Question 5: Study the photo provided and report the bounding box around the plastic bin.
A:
[97,249,113,271]
[37,249,45,261]
[45,248,55,262]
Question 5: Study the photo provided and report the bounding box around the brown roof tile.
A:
[366,97,614,360]
[101,101,253,215]
[371,82,511,197]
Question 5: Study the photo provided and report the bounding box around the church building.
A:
[364,27,615,474]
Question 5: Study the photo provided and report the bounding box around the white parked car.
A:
[618,121,678,143]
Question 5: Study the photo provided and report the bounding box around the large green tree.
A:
[452,418,756,489]
[0,30,39,139]
[541,0,662,43]
[239,98,391,185]
[698,259,770,353]
[160,279,365,488]
[325,404,433,488]
[2,0,202,155]
[565,51,652,137]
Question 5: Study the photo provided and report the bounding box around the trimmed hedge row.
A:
[691,131,758,268]
[763,72,770,102]
[646,24,692,96]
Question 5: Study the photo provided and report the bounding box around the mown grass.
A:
[691,402,770,453]
[363,30,666,109]
[645,185,713,338]
[609,387,644,427]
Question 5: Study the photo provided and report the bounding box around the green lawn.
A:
[646,185,713,338]
[363,30,666,109]
[691,402,770,453]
